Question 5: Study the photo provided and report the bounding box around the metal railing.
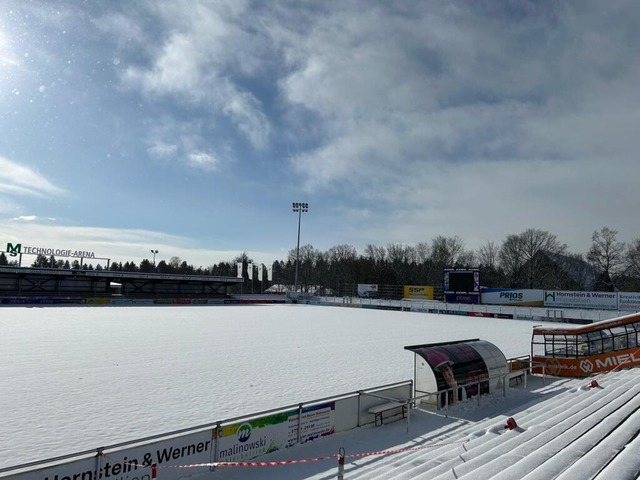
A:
[0,380,411,476]
[410,362,548,416]
[312,296,624,322]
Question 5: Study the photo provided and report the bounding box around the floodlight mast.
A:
[292,202,309,293]
[150,249,158,270]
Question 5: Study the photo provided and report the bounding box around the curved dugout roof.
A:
[404,339,508,405]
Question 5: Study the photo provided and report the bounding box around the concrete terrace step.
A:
[491,385,640,479]
[351,369,640,480]
[593,419,640,480]
[344,390,556,479]
[445,370,640,480]
[554,407,640,479]
[344,378,575,480]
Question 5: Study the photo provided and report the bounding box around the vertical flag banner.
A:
[237,262,243,278]
[267,264,273,282]
[248,263,253,280]
[258,264,263,281]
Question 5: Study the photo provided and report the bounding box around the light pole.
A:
[150,249,158,270]
[292,202,309,293]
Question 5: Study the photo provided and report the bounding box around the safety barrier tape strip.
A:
[110,438,468,468]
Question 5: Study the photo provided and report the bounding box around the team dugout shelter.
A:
[405,339,509,409]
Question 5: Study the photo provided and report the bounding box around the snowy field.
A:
[0,305,541,469]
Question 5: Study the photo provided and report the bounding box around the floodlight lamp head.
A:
[293,202,309,212]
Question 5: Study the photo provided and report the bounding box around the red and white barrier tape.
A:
[111,438,467,469]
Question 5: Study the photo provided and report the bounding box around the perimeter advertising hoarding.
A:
[216,402,335,462]
[8,431,213,480]
[357,284,378,297]
[480,288,544,306]
[618,293,640,311]
[543,291,618,310]
[403,285,434,300]
[533,347,640,377]
[444,293,480,304]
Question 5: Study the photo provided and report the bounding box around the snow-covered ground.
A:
[207,367,640,480]
[6,304,639,479]
[0,304,540,469]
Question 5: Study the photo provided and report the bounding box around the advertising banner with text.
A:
[357,284,378,297]
[216,402,335,462]
[618,292,640,311]
[403,285,434,300]
[543,291,618,310]
[534,347,640,377]
[480,288,544,306]
[7,431,214,480]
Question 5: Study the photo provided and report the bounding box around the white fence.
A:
[0,381,412,480]
[309,296,623,323]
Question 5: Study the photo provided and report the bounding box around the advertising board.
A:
[480,288,543,306]
[533,347,640,377]
[7,431,214,480]
[403,285,434,300]
[543,291,618,310]
[618,292,640,312]
[357,284,378,298]
[444,293,480,304]
[216,402,335,462]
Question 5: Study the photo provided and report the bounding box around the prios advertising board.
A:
[480,288,543,306]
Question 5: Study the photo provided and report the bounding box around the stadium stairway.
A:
[344,368,640,480]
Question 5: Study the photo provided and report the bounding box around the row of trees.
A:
[2,227,640,294]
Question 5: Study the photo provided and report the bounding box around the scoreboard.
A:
[444,268,480,304]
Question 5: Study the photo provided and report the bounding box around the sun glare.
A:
[0,29,19,68]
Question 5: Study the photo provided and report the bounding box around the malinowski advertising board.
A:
[543,291,618,310]
[216,402,335,462]
[480,288,543,306]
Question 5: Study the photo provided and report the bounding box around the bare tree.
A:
[363,244,387,263]
[168,256,182,271]
[477,241,500,287]
[287,244,322,292]
[587,227,625,290]
[430,235,467,268]
[414,242,430,264]
[626,238,640,278]
[520,228,567,288]
[326,244,358,264]
[386,243,414,264]
[499,234,525,287]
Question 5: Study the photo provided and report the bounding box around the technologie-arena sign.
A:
[5,242,97,259]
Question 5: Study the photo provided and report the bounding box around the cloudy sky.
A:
[1,1,639,268]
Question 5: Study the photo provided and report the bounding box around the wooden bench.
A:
[368,401,407,426]
[508,370,526,387]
